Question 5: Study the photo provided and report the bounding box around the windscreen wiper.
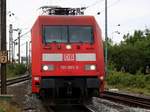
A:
[51,41,57,43]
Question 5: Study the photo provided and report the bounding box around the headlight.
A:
[42,65,54,71]
[43,65,48,71]
[85,64,96,70]
[66,44,72,49]
[90,65,96,70]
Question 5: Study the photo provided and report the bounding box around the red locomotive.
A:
[31,7,105,99]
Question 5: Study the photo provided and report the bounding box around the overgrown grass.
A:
[0,101,20,112]
[6,63,27,78]
[106,71,150,95]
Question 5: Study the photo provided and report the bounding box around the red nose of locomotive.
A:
[41,44,98,76]
[32,15,105,97]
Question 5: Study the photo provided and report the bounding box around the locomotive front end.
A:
[31,16,105,99]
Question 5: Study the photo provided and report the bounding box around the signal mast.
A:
[39,6,86,15]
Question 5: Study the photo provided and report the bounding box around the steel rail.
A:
[100,91,150,109]
[42,98,96,112]
[84,104,97,112]
[45,104,96,112]
[0,74,30,87]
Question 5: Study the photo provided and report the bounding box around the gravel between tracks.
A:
[6,80,150,112]
[91,97,150,112]
[7,80,47,112]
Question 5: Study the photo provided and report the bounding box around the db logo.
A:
[63,54,75,61]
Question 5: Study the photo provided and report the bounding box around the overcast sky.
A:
[7,0,150,56]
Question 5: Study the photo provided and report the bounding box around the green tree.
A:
[108,29,150,74]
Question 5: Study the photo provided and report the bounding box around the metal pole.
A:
[28,41,31,74]
[12,40,14,62]
[13,41,15,63]
[0,0,7,94]
[29,41,31,64]
[18,31,21,64]
[26,41,28,65]
[105,0,108,76]
[9,24,13,62]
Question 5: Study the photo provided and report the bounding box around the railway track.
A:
[45,104,96,112]
[47,105,95,112]
[100,91,150,109]
[42,98,97,112]
[0,74,30,87]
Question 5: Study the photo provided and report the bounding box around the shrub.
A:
[106,71,148,89]
[106,72,122,85]
[0,101,20,112]
[145,75,150,84]
[7,63,27,78]
[14,64,27,75]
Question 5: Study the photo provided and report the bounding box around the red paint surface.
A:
[31,16,105,93]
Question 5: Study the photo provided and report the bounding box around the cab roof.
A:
[34,15,96,26]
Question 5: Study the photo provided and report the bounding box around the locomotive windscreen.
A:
[43,26,93,43]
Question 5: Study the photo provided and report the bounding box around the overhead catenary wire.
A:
[14,30,30,41]
[99,0,121,13]
[82,0,120,15]
[19,30,30,38]
[85,0,105,9]
[20,42,27,46]
[20,37,31,41]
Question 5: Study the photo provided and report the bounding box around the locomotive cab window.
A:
[69,26,93,43]
[43,26,94,44]
[43,26,68,43]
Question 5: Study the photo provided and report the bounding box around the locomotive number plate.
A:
[0,51,8,63]
[63,54,75,61]
[60,65,79,70]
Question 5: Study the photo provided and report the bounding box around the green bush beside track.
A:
[106,71,150,95]
[6,63,27,78]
